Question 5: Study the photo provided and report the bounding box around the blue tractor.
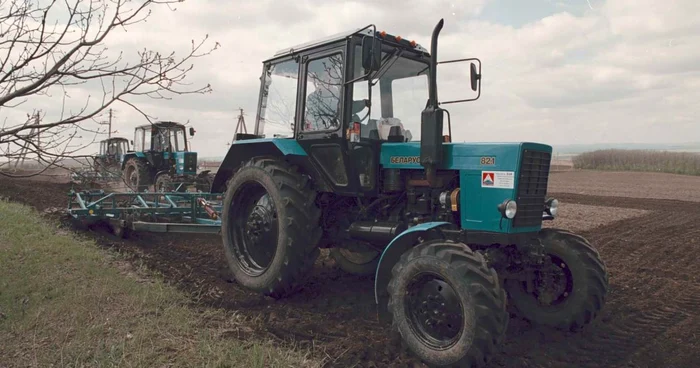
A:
[211,20,608,367]
[93,137,129,174]
[121,121,213,192]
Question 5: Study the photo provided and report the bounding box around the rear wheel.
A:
[123,158,150,192]
[387,240,508,367]
[505,228,608,331]
[221,157,322,298]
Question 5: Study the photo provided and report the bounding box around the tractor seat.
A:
[360,119,378,139]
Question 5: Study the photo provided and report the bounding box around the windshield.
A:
[152,127,187,152]
[352,44,429,141]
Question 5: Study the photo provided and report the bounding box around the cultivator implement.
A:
[66,189,223,237]
[70,168,122,185]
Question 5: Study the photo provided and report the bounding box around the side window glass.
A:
[258,59,299,138]
[134,130,143,152]
[144,129,152,151]
[303,53,343,132]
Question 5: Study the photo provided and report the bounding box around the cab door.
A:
[294,43,375,195]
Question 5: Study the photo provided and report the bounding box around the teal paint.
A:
[231,138,308,156]
[380,142,553,234]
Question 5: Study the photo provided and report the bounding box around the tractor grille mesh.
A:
[513,149,551,228]
[184,153,197,173]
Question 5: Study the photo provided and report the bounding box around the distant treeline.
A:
[573,149,700,176]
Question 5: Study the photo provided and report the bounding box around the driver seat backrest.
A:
[361,119,379,139]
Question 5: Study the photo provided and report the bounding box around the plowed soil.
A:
[1,170,699,368]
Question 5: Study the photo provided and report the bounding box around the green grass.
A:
[0,200,320,368]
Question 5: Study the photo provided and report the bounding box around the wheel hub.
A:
[534,256,573,306]
[406,276,463,348]
[229,184,279,277]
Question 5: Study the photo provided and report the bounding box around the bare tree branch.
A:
[0,0,218,176]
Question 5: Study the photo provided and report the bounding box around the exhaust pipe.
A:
[420,19,444,187]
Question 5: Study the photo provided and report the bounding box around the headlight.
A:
[499,200,517,219]
[546,198,559,217]
[505,200,517,219]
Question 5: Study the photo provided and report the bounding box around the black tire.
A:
[221,157,322,298]
[505,228,608,331]
[123,158,150,192]
[329,246,380,276]
[196,173,215,193]
[154,174,172,192]
[387,240,508,367]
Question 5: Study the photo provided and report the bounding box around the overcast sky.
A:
[4,0,699,158]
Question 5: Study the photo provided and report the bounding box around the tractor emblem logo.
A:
[390,156,420,164]
[482,172,495,186]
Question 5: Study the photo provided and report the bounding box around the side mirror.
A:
[189,127,195,136]
[435,57,482,104]
[130,140,134,145]
[470,62,481,92]
[362,36,382,71]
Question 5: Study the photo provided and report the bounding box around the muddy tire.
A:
[387,240,508,367]
[196,173,215,192]
[330,247,380,276]
[221,157,322,298]
[505,228,608,331]
[154,174,172,192]
[123,158,150,192]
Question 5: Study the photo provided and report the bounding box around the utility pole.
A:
[108,108,113,138]
[231,108,248,144]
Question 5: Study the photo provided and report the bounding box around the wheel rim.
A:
[531,255,574,306]
[405,273,464,349]
[228,181,279,276]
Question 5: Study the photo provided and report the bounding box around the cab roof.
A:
[101,137,128,143]
[269,26,429,61]
[135,121,185,130]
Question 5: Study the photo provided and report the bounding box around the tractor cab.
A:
[94,137,130,172]
[219,26,479,196]
[132,121,192,153]
[98,137,129,161]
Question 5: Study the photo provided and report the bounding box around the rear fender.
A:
[374,221,455,321]
[211,138,332,194]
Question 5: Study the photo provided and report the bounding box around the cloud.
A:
[2,0,699,159]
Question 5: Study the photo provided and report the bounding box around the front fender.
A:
[374,221,455,320]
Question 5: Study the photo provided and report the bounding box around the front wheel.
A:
[387,240,508,367]
[505,228,609,331]
[329,245,380,276]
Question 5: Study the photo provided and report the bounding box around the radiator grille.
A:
[513,149,551,228]
[184,152,197,174]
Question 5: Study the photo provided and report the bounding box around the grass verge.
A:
[0,200,319,368]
